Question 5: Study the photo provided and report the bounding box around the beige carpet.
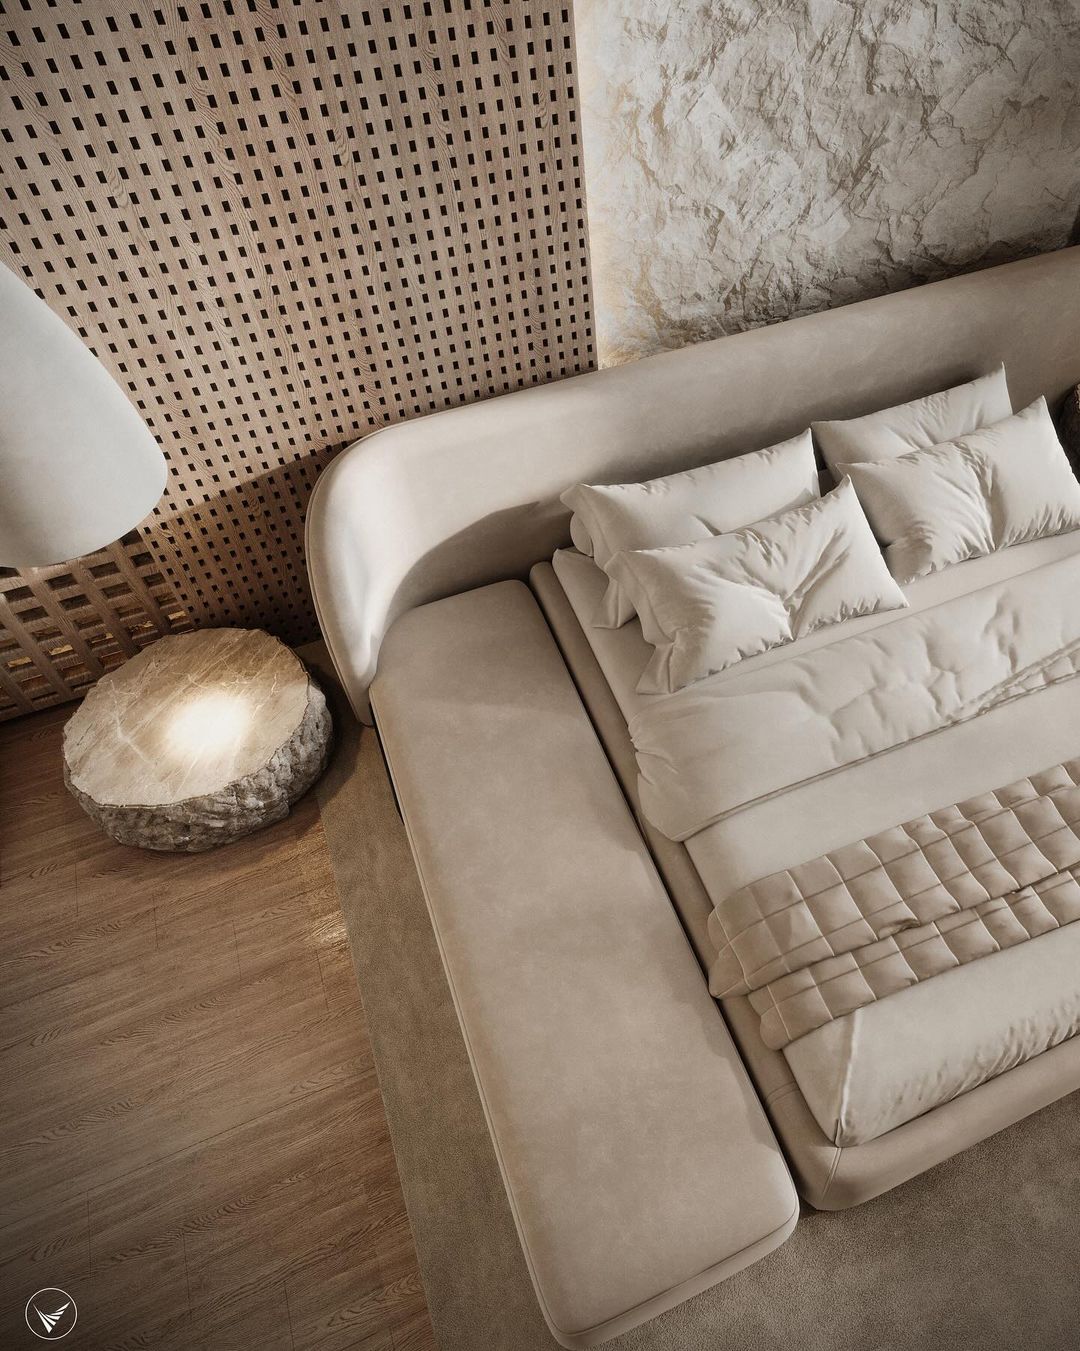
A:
[306,645,1080,1351]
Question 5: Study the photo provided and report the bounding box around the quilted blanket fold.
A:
[709,760,1080,1049]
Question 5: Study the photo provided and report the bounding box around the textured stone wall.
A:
[576,1,1080,365]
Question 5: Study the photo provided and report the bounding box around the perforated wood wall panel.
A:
[0,0,594,720]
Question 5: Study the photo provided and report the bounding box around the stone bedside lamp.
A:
[0,263,331,851]
[62,628,331,852]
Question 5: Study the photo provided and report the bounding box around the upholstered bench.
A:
[370,581,798,1348]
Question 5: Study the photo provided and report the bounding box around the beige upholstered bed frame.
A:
[307,249,1080,1341]
[308,247,1080,724]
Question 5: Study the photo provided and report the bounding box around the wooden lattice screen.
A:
[0,0,594,720]
[0,542,194,718]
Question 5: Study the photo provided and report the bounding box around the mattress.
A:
[551,537,1080,1146]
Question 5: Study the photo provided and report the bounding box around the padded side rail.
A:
[371,582,797,1348]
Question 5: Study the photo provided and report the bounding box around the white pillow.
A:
[813,365,1012,478]
[606,478,907,695]
[842,397,1080,585]
[561,430,819,627]
[568,513,593,556]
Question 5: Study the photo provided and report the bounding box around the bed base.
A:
[370,581,797,1346]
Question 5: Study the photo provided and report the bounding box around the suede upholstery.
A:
[370,582,797,1347]
[307,250,1080,724]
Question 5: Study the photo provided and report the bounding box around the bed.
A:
[306,247,1080,1342]
[536,536,1080,1181]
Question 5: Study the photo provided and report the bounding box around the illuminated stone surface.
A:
[63,628,332,851]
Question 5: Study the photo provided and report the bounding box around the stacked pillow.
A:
[838,397,1080,584]
[562,430,819,627]
[815,364,1080,582]
[811,365,1012,473]
[607,479,906,694]
[561,363,1080,694]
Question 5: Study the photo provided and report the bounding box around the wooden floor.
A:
[0,706,435,1351]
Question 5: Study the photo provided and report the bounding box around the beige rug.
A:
[305,644,1080,1351]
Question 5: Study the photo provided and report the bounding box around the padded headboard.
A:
[306,247,1080,722]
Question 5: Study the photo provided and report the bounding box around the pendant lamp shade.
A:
[0,264,167,566]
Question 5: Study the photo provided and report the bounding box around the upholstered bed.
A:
[536,538,1080,1172]
[306,248,1080,1345]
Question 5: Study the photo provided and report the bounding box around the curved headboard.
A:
[306,247,1080,722]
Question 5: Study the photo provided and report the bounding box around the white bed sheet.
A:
[551,536,1080,1146]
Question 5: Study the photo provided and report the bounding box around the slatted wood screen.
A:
[0,0,594,720]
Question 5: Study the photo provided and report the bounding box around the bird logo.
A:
[24,1288,78,1340]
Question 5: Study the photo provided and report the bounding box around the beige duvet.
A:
[628,548,1080,1047]
[630,550,1080,842]
[550,540,1080,1144]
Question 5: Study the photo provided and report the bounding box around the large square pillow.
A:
[813,365,1011,478]
[842,397,1080,585]
[561,429,818,627]
[606,478,907,694]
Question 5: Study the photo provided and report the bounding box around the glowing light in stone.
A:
[164,690,253,766]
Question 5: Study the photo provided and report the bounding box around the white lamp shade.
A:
[0,264,167,566]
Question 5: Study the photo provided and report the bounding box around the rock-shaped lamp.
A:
[0,263,166,566]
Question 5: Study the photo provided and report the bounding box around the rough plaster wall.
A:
[576,0,1080,365]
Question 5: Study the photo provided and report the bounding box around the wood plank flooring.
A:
[0,706,435,1350]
